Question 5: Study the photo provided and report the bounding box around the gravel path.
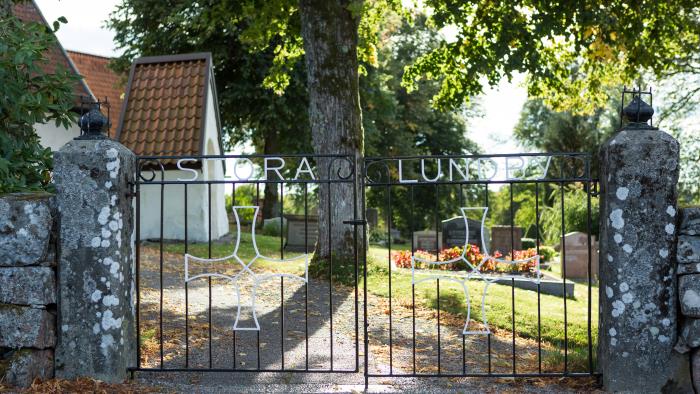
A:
[135,246,599,392]
[138,246,359,371]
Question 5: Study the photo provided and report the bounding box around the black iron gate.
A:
[131,152,598,385]
[131,154,360,374]
[362,153,598,385]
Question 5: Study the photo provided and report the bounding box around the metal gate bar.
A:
[131,154,359,374]
[128,152,598,386]
[362,153,598,385]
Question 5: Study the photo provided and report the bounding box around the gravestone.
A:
[262,216,287,234]
[413,230,442,252]
[560,232,599,279]
[389,228,404,244]
[490,225,523,254]
[284,215,318,252]
[366,208,379,228]
[442,216,485,249]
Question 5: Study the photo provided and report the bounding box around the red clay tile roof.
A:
[66,51,125,125]
[116,53,215,157]
[12,1,94,104]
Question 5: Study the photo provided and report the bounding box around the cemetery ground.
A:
[127,226,599,391]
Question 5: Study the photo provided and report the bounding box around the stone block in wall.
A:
[693,349,700,392]
[0,194,52,266]
[0,305,55,349]
[0,267,56,305]
[0,349,53,388]
[678,263,700,276]
[678,235,700,264]
[680,208,700,236]
[680,274,700,318]
[679,318,700,349]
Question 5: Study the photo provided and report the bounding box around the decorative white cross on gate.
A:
[411,207,541,335]
[184,206,309,331]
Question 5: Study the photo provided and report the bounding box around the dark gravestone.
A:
[284,215,318,252]
[490,225,523,254]
[412,231,442,252]
[389,228,404,244]
[366,208,379,228]
[442,217,484,249]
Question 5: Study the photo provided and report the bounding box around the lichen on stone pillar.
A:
[598,125,690,391]
[53,138,136,383]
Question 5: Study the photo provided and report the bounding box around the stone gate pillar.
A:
[52,104,136,382]
[598,94,689,391]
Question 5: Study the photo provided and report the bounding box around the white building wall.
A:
[138,81,228,241]
[202,82,229,240]
[35,121,80,151]
[138,170,215,242]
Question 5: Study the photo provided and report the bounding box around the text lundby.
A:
[373,154,590,183]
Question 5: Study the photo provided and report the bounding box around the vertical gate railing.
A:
[130,154,360,374]
[129,152,599,384]
[362,153,598,384]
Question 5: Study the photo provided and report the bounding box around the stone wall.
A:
[675,207,700,386]
[0,194,57,387]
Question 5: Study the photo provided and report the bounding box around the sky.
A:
[35,0,528,155]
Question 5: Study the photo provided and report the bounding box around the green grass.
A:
[147,226,306,272]
[368,244,598,371]
[142,231,597,371]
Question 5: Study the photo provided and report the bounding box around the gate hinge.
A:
[591,181,600,197]
[125,181,137,199]
[343,220,367,226]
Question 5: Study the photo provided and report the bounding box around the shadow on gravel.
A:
[138,270,359,373]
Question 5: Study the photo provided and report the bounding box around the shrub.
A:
[368,228,386,244]
[540,187,600,245]
[261,218,286,236]
[538,245,556,263]
[225,185,258,223]
[521,238,536,249]
[0,12,78,193]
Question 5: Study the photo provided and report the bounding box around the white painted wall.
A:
[202,81,228,240]
[138,81,228,242]
[138,169,221,242]
[35,121,80,151]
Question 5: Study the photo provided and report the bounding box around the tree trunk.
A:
[299,0,364,263]
[261,128,280,220]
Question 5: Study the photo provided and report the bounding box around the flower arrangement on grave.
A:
[390,245,540,275]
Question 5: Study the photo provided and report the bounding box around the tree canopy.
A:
[108,0,700,259]
[224,1,700,115]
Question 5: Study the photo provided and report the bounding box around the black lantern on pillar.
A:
[619,87,656,130]
[75,96,111,140]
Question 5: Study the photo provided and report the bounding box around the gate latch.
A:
[343,219,367,226]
